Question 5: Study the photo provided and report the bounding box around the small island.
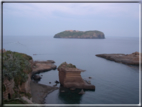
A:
[54,30,105,39]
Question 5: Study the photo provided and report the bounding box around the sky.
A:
[3,1,140,37]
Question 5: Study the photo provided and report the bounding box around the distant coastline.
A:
[54,30,105,39]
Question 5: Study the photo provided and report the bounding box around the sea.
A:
[3,36,140,104]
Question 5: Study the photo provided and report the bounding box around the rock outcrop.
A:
[96,52,141,65]
[58,62,95,89]
[54,30,105,39]
[31,60,57,79]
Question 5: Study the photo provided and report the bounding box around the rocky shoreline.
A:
[2,49,95,104]
[30,60,58,103]
[31,60,57,80]
[30,81,58,104]
[3,49,140,104]
[96,52,141,65]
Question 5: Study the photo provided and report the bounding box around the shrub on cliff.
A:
[58,62,76,69]
[2,51,32,86]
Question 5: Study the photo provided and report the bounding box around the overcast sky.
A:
[3,2,139,37]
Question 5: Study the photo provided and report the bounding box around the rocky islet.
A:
[58,62,95,90]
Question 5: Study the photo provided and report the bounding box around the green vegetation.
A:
[2,50,32,86]
[54,30,105,39]
[58,62,76,69]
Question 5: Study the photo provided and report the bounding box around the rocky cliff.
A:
[2,50,33,101]
[2,50,58,104]
[54,30,105,39]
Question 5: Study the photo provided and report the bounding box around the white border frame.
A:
[1,0,141,106]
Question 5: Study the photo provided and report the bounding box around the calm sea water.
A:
[3,36,139,104]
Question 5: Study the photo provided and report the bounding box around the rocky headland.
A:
[2,50,96,104]
[54,30,105,39]
[2,49,58,104]
[96,52,141,65]
[2,50,33,104]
